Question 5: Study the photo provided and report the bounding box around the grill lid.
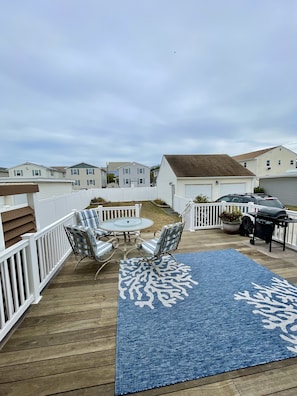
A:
[257,207,288,220]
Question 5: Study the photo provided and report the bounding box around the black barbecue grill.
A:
[249,207,291,251]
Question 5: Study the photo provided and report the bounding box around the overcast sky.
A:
[1,1,297,169]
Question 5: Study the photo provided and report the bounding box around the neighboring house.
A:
[118,162,151,188]
[233,146,297,181]
[0,167,8,177]
[66,162,106,190]
[9,162,65,179]
[106,162,130,186]
[259,172,297,207]
[156,154,256,206]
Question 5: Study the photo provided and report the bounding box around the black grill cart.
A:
[249,208,296,252]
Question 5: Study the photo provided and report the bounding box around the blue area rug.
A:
[115,249,297,395]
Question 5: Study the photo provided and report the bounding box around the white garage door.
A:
[219,183,246,196]
[185,185,212,200]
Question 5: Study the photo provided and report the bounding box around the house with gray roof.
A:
[156,154,256,206]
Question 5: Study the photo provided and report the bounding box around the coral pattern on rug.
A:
[119,256,198,309]
[234,277,297,353]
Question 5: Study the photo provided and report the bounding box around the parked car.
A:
[215,193,285,209]
[215,193,286,236]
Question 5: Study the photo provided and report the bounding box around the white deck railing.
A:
[182,202,297,251]
[1,202,297,342]
[96,203,142,221]
[0,212,75,342]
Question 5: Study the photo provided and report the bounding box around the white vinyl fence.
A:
[35,187,158,228]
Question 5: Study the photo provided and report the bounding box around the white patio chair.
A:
[64,225,118,279]
[136,222,185,274]
[76,209,111,239]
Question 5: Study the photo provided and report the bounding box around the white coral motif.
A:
[234,277,297,353]
[119,256,198,309]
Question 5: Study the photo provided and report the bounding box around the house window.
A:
[243,162,247,168]
[87,179,95,186]
[266,160,270,167]
[74,180,80,186]
[32,169,41,176]
[278,160,281,165]
[14,170,23,176]
[86,168,94,175]
[290,160,294,165]
[125,178,129,184]
[138,168,144,174]
[139,178,145,184]
[71,168,79,175]
[124,168,130,174]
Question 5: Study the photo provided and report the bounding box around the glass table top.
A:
[101,217,153,232]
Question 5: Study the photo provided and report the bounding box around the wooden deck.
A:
[1,229,297,396]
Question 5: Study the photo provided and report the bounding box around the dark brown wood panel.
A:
[0,184,38,196]
[1,206,36,248]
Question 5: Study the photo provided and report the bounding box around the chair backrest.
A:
[154,222,184,257]
[76,209,101,229]
[64,225,97,258]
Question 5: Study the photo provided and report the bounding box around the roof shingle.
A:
[165,154,255,177]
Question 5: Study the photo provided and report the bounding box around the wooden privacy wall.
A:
[2,206,36,248]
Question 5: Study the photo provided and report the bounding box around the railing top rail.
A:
[29,212,75,240]
[0,239,28,261]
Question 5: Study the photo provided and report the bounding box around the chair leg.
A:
[94,261,111,280]
[74,255,88,271]
[137,256,162,276]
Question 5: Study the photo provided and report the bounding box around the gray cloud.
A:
[1,0,297,168]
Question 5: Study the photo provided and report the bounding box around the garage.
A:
[219,183,246,196]
[185,184,212,200]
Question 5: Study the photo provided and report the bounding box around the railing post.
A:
[22,233,42,304]
[135,203,141,217]
[97,205,103,222]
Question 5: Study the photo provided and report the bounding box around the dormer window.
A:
[14,170,23,176]
[32,169,41,176]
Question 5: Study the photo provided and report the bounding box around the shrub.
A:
[193,195,209,203]
[254,186,265,193]
[219,208,242,223]
[154,199,167,205]
[90,197,106,204]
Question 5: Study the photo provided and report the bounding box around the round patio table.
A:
[101,217,154,259]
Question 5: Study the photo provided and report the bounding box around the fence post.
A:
[22,233,42,304]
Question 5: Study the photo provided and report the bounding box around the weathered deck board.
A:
[1,229,297,396]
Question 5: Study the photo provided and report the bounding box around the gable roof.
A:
[107,162,130,172]
[68,162,98,169]
[118,161,149,170]
[232,146,278,161]
[164,154,255,177]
